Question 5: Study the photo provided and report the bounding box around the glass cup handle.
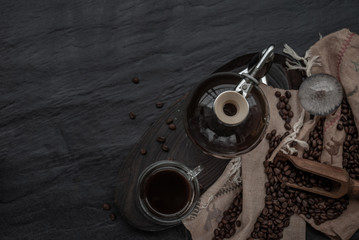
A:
[188,165,203,181]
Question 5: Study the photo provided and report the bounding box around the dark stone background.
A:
[1,0,359,239]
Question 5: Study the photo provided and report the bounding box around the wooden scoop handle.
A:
[350,178,359,198]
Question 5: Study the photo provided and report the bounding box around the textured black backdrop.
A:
[1,0,359,239]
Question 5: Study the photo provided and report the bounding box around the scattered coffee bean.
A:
[132,77,139,84]
[156,102,164,108]
[157,136,166,143]
[129,112,136,120]
[169,123,176,130]
[166,117,174,125]
[103,203,111,210]
[161,144,169,152]
[284,123,291,130]
[275,91,281,98]
[110,213,116,221]
[140,148,147,155]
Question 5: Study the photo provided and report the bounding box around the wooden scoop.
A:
[274,152,359,199]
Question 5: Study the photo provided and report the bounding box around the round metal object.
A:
[298,73,343,116]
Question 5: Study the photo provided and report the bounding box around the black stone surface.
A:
[1,0,359,239]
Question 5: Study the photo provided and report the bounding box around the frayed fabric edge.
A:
[184,158,242,221]
[197,157,242,210]
[268,109,309,163]
[283,43,321,77]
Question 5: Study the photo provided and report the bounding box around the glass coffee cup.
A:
[137,160,203,225]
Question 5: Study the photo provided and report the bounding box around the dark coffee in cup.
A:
[137,161,202,225]
[143,169,192,215]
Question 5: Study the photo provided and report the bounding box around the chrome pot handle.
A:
[235,44,275,97]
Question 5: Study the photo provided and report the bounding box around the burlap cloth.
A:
[183,29,359,240]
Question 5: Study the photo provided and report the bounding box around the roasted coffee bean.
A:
[337,124,344,131]
[132,77,139,84]
[302,200,308,208]
[103,203,111,210]
[280,96,286,102]
[283,164,290,172]
[277,102,285,109]
[275,91,281,97]
[161,144,169,152]
[299,192,307,199]
[129,112,136,119]
[110,213,116,221]
[166,117,174,125]
[169,123,176,130]
[140,148,147,155]
[218,222,224,228]
[262,208,269,215]
[271,129,277,136]
[349,126,355,134]
[280,109,288,116]
[156,102,164,108]
[157,136,166,143]
[284,123,291,130]
[285,91,291,98]
[288,111,294,118]
[274,168,281,175]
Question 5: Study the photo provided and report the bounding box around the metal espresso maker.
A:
[184,45,275,159]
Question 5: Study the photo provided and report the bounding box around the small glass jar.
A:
[136,160,203,225]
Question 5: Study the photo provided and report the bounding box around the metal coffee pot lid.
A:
[184,45,274,159]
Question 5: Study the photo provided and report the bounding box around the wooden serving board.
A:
[116,93,228,231]
[115,53,303,231]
